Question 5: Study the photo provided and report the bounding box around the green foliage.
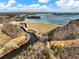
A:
[50,44,63,57]
[7,14,15,18]
[41,49,52,59]
[26,45,32,52]
[16,17,25,21]
[47,27,60,40]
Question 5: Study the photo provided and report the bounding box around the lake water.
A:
[25,14,79,25]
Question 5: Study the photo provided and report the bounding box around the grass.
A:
[27,22,59,33]
[47,27,61,40]
[50,44,63,57]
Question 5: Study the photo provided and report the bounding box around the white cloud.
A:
[28,4,52,12]
[25,4,52,12]
[38,0,49,3]
[0,4,52,12]
[55,0,79,12]
[38,5,52,11]
[29,4,40,8]
[0,0,16,9]
[56,0,79,9]
[17,4,23,7]
[8,0,16,4]
[0,3,5,9]
[6,0,16,7]
[0,0,52,12]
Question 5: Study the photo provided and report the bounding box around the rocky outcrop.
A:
[48,19,79,40]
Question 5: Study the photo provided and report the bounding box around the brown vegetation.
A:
[0,16,11,24]
[48,19,79,41]
[0,33,12,48]
[1,24,24,38]
[0,35,28,58]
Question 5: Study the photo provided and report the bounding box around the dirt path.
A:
[50,38,79,48]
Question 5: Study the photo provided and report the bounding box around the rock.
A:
[1,23,24,38]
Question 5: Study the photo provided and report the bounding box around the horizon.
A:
[1,11,79,13]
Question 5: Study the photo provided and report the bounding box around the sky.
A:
[0,0,79,12]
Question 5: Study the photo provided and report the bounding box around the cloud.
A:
[38,0,49,3]
[29,4,40,8]
[56,0,79,8]
[6,0,16,7]
[8,0,16,4]
[28,4,52,12]
[17,4,23,7]
[0,3,5,9]
[0,0,16,9]
[22,4,52,12]
[38,5,52,11]
[55,0,79,12]
[0,3,52,12]
[0,0,52,12]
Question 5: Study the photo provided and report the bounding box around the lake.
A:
[25,14,79,25]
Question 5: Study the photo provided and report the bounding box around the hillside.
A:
[48,19,79,41]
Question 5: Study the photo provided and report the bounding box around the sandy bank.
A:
[27,22,59,33]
